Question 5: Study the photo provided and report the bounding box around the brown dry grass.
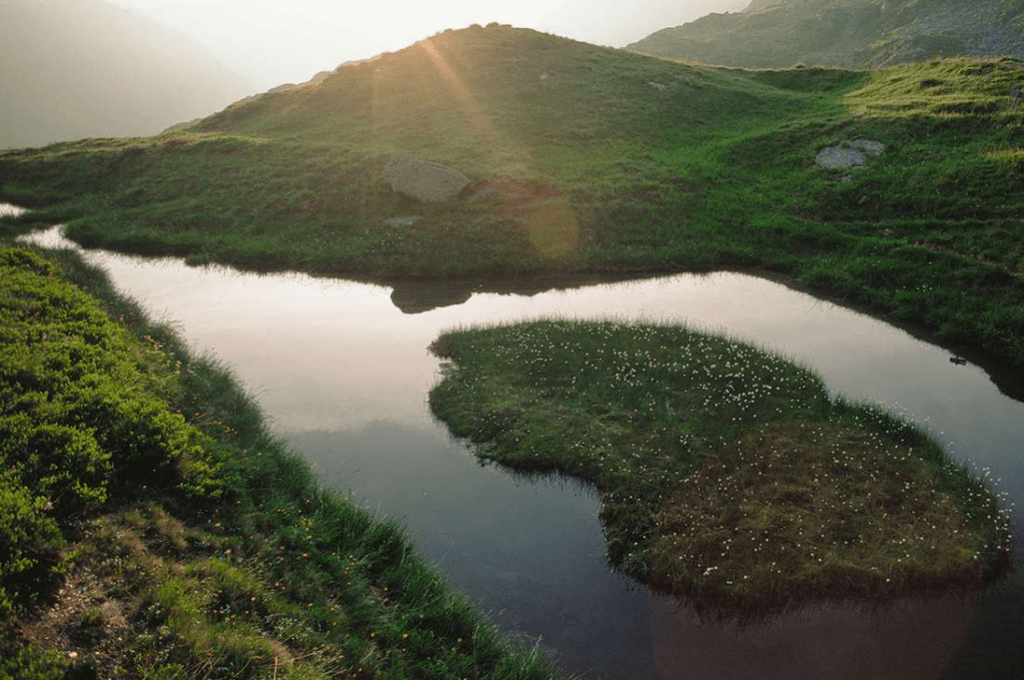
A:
[653,421,984,614]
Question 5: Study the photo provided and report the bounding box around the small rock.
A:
[384,216,421,228]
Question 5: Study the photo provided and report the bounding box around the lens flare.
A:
[522,198,580,257]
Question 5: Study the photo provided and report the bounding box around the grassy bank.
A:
[0,26,1022,369]
[428,319,1012,616]
[0,244,566,680]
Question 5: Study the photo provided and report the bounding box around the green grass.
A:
[0,245,567,680]
[1,26,1023,370]
[428,319,1012,617]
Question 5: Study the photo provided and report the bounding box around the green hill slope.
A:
[1,25,848,274]
[628,0,1024,68]
[1,25,1023,372]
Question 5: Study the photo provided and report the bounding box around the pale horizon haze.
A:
[103,0,750,92]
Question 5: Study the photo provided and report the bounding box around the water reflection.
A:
[387,272,666,314]
[290,422,658,679]
[10,216,1024,679]
[652,594,975,680]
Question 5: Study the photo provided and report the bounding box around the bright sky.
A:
[104,0,750,91]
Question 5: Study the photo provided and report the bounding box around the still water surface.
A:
[12,217,1024,679]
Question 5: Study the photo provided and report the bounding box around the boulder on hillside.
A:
[383,154,470,203]
[816,139,886,170]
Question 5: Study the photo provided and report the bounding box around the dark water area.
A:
[11,217,1024,680]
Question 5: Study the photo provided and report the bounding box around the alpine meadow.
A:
[1,16,1023,680]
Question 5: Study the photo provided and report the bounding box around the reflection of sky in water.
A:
[14,219,1024,680]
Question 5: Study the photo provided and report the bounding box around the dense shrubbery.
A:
[0,247,221,608]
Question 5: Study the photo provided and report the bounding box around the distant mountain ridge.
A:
[628,0,1024,68]
[0,0,253,149]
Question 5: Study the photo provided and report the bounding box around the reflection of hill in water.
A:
[387,272,670,314]
[391,267,1024,404]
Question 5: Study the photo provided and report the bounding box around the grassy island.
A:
[428,319,1012,616]
[0,245,564,680]
[1,25,1023,371]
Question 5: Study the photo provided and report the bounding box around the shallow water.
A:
[11,217,1024,679]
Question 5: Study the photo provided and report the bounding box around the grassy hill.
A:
[1,24,1023,373]
[628,0,1024,69]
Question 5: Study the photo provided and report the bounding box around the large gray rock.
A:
[383,154,470,203]
[815,139,886,170]
[816,146,868,170]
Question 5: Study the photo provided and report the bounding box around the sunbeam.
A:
[369,33,581,257]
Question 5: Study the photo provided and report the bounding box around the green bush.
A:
[0,246,222,601]
[0,646,64,680]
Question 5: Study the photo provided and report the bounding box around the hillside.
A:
[1,25,1023,375]
[0,0,253,149]
[628,0,1024,68]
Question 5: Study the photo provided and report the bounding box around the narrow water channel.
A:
[11,216,1024,680]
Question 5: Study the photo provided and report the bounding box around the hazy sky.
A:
[104,0,750,91]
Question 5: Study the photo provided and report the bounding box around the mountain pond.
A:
[10,208,1024,680]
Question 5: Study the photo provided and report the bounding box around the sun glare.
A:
[102,0,750,91]
[366,31,581,257]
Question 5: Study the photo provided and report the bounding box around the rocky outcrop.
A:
[383,155,470,203]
